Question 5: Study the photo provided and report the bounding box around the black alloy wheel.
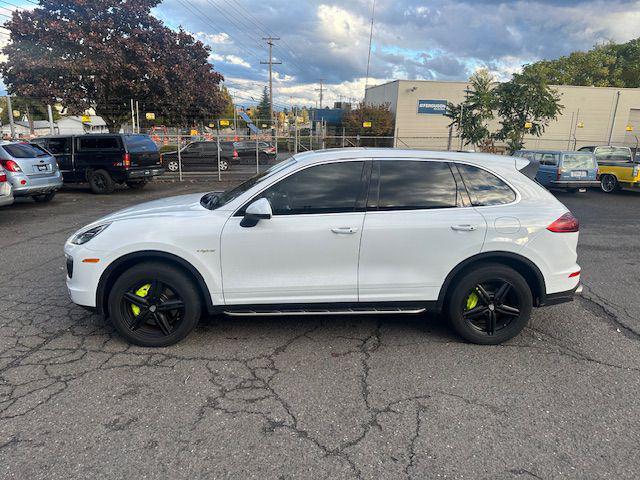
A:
[448,264,532,344]
[108,262,201,347]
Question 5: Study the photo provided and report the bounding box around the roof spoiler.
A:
[515,157,539,180]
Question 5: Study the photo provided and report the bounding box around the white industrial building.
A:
[365,80,640,151]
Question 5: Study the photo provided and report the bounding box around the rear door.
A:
[536,152,559,186]
[43,137,75,179]
[123,135,161,168]
[358,159,487,302]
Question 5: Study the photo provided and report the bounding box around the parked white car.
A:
[64,149,581,347]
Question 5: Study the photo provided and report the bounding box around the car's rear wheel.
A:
[218,159,229,171]
[107,262,202,347]
[600,174,619,193]
[88,169,115,194]
[126,180,147,190]
[447,264,532,345]
[33,191,56,203]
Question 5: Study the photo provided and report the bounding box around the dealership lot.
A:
[1,182,639,479]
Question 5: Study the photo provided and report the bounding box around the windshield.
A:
[562,154,596,169]
[201,158,297,210]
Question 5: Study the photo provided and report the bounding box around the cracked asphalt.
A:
[1,181,639,479]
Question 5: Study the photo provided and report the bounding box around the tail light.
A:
[123,153,131,169]
[233,149,238,158]
[595,167,600,180]
[547,212,579,233]
[0,172,6,182]
[557,168,563,181]
[0,159,22,172]
[267,147,276,153]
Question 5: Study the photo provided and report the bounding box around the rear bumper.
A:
[11,171,63,196]
[126,167,165,180]
[549,180,600,189]
[0,194,13,206]
[540,283,582,307]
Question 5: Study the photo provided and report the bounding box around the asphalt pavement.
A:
[1,180,639,479]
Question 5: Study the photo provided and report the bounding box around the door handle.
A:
[331,227,358,234]
[451,224,478,231]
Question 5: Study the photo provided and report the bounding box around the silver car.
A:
[0,164,14,207]
[0,141,63,202]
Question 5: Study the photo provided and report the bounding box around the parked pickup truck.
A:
[33,134,164,194]
[578,145,640,193]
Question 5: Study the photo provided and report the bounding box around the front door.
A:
[220,160,369,304]
[358,159,487,302]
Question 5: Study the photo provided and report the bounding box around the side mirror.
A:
[240,197,272,227]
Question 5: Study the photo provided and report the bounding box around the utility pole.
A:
[315,79,325,109]
[6,96,16,139]
[47,105,55,134]
[260,37,281,130]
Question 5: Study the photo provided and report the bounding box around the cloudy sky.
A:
[2,0,640,107]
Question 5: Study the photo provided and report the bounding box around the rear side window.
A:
[261,161,365,215]
[539,153,558,166]
[79,136,120,150]
[46,137,72,155]
[457,164,516,206]
[562,154,596,170]
[375,160,459,210]
[3,143,49,158]
[595,146,632,163]
[124,135,158,152]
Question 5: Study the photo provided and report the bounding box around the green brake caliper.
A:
[131,283,151,316]
[465,290,479,311]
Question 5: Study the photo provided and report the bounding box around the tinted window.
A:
[376,160,458,210]
[79,136,120,150]
[457,164,516,206]
[124,135,158,152]
[46,137,72,155]
[183,143,202,153]
[260,161,365,215]
[201,142,219,152]
[562,153,596,170]
[3,143,49,158]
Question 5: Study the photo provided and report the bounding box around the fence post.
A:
[310,131,313,151]
[256,137,259,174]
[216,125,221,182]
[274,117,278,157]
[342,127,346,148]
[294,115,298,154]
[177,133,183,182]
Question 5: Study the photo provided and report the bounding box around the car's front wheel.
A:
[218,159,229,171]
[88,169,115,194]
[447,264,532,345]
[166,159,179,172]
[107,262,202,347]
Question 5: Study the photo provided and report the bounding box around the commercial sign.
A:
[145,112,156,120]
[362,121,372,128]
[417,99,447,115]
[219,119,230,127]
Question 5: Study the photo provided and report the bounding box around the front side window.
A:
[46,137,71,155]
[259,161,366,215]
[457,164,516,206]
[374,160,459,210]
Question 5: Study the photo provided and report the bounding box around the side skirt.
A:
[222,301,438,317]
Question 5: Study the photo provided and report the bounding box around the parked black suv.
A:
[161,140,276,173]
[33,134,164,194]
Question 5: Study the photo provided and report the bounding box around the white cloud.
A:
[194,31,231,45]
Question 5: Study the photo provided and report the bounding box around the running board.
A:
[224,307,426,317]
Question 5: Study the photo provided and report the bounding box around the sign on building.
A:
[417,99,447,115]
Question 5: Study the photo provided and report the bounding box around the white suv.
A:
[64,149,581,347]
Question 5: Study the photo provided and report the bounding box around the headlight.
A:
[71,223,111,245]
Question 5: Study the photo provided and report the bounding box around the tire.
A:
[447,263,533,345]
[88,169,115,194]
[218,159,228,171]
[33,191,56,203]
[166,160,179,172]
[126,180,147,190]
[107,262,202,347]
[600,174,619,193]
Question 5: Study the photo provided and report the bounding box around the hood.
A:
[94,192,209,224]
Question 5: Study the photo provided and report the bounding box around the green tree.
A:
[495,71,563,152]
[218,86,235,122]
[0,0,225,132]
[343,102,394,136]
[445,69,497,150]
[255,86,270,124]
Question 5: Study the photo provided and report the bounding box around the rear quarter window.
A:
[124,135,158,152]
[457,164,516,206]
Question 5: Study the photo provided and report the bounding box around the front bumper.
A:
[64,243,104,308]
[11,171,63,197]
[126,167,165,180]
[549,180,600,189]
